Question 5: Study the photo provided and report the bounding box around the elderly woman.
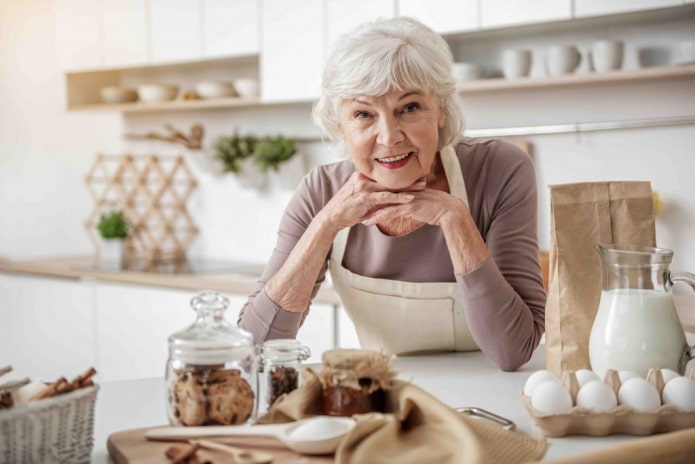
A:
[238,17,545,371]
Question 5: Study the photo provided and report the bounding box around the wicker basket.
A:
[0,386,98,464]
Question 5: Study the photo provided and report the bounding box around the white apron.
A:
[328,146,480,354]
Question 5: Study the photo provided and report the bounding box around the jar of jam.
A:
[320,349,396,417]
[258,339,311,414]
[165,290,258,426]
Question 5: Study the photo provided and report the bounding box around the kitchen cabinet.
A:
[0,274,95,380]
[325,0,395,54]
[149,0,202,64]
[261,0,323,102]
[101,0,148,67]
[398,0,478,34]
[481,0,572,29]
[54,0,102,70]
[203,0,260,58]
[574,0,683,18]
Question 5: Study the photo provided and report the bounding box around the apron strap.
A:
[439,145,469,207]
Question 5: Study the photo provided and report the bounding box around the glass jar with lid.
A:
[258,339,311,413]
[320,349,396,417]
[166,290,258,426]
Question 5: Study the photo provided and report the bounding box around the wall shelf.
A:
[70,96,263,113]
[68,64,694,113]
[456,64,695,94]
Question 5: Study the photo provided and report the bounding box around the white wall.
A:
[1,0,694,275]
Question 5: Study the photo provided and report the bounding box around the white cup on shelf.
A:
[591,40,624,73]
[502,49,532,79]
[545,45,581,77]
[452,62,482,81]
[679,39,695,64]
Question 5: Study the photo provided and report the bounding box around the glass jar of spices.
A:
[165,290,258,426]
[320,349,396,417]
[259,339,311,413]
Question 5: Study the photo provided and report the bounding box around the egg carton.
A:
[521,368,695,437]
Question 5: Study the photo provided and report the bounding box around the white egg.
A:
[531,380,573,414]
[618,378,661,412]
[576,380,618,412]
[523,370,559,396]
[660,369,680,384]
[618,371,639,383]
[575,369,599,387]
[662,377,695,411]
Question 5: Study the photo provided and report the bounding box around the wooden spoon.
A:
[191,439,274,464]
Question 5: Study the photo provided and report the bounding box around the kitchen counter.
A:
[0,254,341,306]
[93,347,654,463]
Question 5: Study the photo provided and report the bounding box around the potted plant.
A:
[213,133,266,189]
[253,135,303,189]
[97,210,129,265]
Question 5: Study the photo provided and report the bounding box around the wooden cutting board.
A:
[107,426,334,464]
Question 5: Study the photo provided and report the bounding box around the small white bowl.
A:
[234,78,260,98]
[195,81,237,99]
[100,86,138,104]
[137,84,179,103]
[452,62,483,81]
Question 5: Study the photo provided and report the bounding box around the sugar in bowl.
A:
[165,290,258,426]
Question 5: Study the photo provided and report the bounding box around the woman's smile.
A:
[375,151,415,169]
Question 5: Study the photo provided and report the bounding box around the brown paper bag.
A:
[545,181,656,375]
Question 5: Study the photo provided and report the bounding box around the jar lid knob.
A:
[191,290,229,313]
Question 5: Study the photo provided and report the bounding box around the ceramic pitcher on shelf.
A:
[589,244,695,378]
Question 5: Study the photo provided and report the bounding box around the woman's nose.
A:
[375,117,405,147]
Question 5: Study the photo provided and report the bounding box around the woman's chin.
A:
[375,177,419,191]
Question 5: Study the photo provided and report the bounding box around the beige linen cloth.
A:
[258,368,546,464]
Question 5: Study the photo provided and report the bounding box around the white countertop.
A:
[91,347,644,463]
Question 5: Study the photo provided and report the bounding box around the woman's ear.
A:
[438,108,446,128]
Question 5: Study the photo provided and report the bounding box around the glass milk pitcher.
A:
[589,244,695,378]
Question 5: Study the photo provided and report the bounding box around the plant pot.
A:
[269,153,306,190]
[99,238,124,267]
[236,157,268,190]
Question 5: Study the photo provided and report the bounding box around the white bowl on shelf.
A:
[137,84,179,103]
[100,86,138,104]
[234,78,260,98]
[195,81,238,99]
[452,62,483,81]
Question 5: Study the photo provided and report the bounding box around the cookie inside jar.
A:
[165,291,258,426]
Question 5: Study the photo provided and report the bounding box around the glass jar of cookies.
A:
[165,290,258,426]
[258,339,311,413]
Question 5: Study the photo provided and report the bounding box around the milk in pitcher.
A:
[589,288,687,378]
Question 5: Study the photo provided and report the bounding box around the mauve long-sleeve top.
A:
[238,138,546,371]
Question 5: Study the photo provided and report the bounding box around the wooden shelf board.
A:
[69,65,694,112]
[70,96,262,112]
[457,64,695,93]
[64,53,259,75]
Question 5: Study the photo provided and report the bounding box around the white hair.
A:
[312,17,464,153]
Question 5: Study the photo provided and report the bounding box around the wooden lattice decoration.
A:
[84,154,199,264]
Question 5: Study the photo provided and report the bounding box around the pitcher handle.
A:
[672,272,695,375]
[671,272,695,291]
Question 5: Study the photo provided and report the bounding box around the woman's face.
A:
[339,89,445,190]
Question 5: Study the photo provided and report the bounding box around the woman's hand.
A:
[361,187,466,227]
[319,171,425,233]
[361,187,490,274]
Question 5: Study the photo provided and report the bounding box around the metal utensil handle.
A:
[456,407,516,431]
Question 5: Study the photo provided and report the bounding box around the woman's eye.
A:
[403,102,420,113]
[354,110,371,119]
